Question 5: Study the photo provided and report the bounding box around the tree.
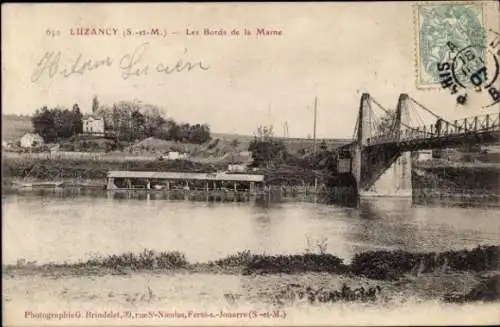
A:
[142,104,166,137]
[31,105,83,142]
[319,140,328,151]
[32,107,57,142]
[45,98,213,144]
[177,123,190,142]
[131,109,146,140]
[92,95,99,114]
[72,103,83,134]
[248,125,287,168]
[231,139,240,148]
[54,108,76,138]
[188,123,211,144]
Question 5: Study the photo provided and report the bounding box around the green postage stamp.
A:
[415,2,486,88]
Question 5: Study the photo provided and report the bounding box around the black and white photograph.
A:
[2,2,500,325]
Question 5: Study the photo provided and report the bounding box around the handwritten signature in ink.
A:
[31,42,210,83]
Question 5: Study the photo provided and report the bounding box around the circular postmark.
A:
[437,29,500,107]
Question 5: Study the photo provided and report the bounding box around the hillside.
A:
[212,132,352,154]
[2,115,32,142]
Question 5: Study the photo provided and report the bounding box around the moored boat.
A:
[13,181,64,188]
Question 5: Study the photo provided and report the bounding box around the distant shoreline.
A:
[2,153,499,196]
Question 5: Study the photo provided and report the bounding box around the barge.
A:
[106,170,266,194]
[13,181,64,188]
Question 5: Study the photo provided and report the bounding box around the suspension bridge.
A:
[336,93,500,197]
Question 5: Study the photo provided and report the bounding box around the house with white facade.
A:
[416,150,433,162]
[83,116,105,135]
[161,151,189,160]
[20,133,44,148]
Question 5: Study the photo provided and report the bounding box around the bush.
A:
[214,250,254,267]
[445,275,500,303]
[272,283,382,305]
[90,249,188,270]
[2,156,220,181]
[350,246,500,280]
[244,253,347,274]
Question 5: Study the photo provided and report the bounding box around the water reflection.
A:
[3,187,360,208]
[3,188,499,266]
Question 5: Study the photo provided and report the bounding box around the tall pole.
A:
[313,96,318,195]
[267,105,271,129]
[313,96,318,154]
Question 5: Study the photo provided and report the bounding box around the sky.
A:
[2,3,499,138]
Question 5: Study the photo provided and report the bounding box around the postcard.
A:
[2,2,500,326]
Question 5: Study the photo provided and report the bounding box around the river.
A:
[3,189,500,325]
[3,188,500,265]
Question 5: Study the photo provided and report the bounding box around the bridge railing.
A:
[438,113,499,137]
[366,131,398,145]
[365,112,499,145]
[399,113,499,142]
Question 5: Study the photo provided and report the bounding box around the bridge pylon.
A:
[352,93,413,197]
[352,93,371,194]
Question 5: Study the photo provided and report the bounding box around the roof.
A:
[21,133,43,139]
[107,171,265,182]
[83,114,103,120]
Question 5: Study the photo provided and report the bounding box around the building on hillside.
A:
[239,151,251,157]
[228,164,247,172]
[417,150,432,162]
[20,133,44,148]
[416,150,433,162]
[50,144,60,154]
[160,151,189,160]
[83,115,105,135]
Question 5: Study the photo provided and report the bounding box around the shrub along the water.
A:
[6,246,499,278]
[81,249,188,270]
[350,245,500,280]
[213,251,348,274]
[2,156,217,181]
[213,250,255,267]
[444,275,500,303]
[241,253,348,274]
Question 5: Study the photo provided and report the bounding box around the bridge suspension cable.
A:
[368,97,395,134]
[408,96,461,128]
[369,96,428,135]
[408,96,441,119]
[370,97,392,115]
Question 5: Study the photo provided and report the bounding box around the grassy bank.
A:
[413,165,500,192]
[3,155,500,197]
[6,246,499,279]
[1,156,331,193]
[5,246,499,305]
[349,246,500,280]
[2,156,220,181]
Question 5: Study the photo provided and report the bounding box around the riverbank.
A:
[4,271,499,326]
[3,155,500,198]
[2,155,216,181]
[1,156,323,189]
[5,246,499,281]
[4,247,499,317]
